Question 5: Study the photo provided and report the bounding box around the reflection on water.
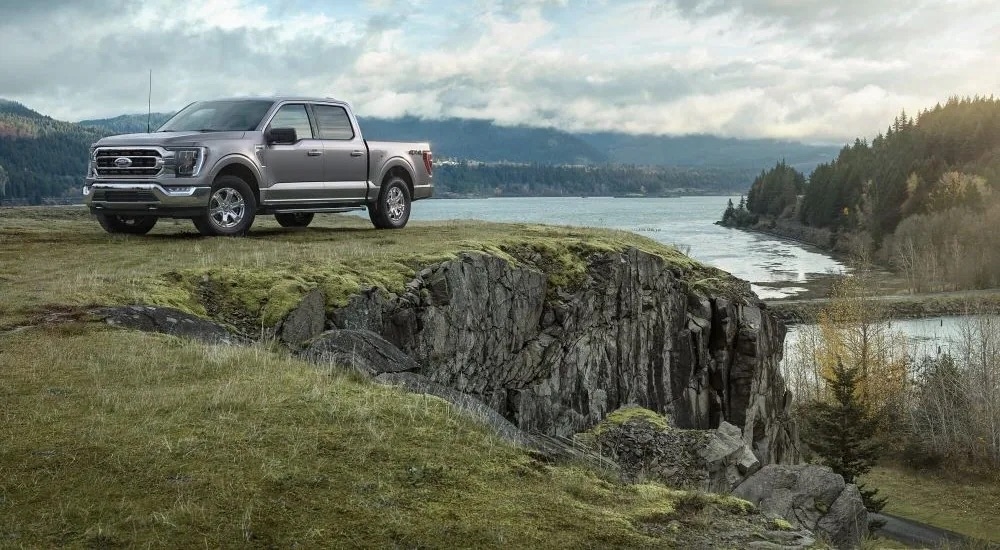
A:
[397,196,845,299]
[783,315,996,367]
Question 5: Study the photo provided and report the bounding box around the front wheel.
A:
[369,177,411,229]
[193,175,257,236]
[96,214,157,235]
[274,212,314,228]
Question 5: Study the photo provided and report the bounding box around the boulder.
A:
[590,406,761,492]
[278,288,326,346]
[302,329,420,375]
[699,420,762,492]
[96,305,237,344]
[732,464,868,549]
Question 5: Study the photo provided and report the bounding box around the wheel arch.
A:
[375,158,415,200]
[209,155,262,204]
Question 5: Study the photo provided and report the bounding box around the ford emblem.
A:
[114,157,132,168]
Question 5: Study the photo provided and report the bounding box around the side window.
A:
[268,104,313,139]
[313,105,355,140]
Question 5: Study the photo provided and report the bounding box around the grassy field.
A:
[0,206,736,331]
[1,207,788,548]
[864,465,1000,544]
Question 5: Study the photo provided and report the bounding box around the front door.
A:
[259,103,325,203]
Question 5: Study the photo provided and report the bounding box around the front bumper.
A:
[84,181,211,218]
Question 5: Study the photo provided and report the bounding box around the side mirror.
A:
[266,127,298,144]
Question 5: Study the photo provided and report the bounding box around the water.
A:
[401,196,845,299]
[784,316,980,362]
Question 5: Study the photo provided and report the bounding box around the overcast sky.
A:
[0,0,996,143]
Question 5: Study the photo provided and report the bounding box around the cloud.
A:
[0,0,996,142]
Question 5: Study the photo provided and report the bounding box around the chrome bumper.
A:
[84,182,211,217]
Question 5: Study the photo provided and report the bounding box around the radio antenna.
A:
[146,69,152,133]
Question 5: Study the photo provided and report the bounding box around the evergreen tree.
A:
[801,359,887,530]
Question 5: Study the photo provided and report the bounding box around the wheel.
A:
[274,212,314,228]
[369,177,411,229]
[193,175,257,236]
[95,214,157,235]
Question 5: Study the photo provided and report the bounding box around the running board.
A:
[270,207,365,214]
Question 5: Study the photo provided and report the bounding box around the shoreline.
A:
[730,219,1000,324]
[766,288,1000,325]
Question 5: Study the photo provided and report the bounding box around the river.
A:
[391,196,996,361]
[401,196,845,299]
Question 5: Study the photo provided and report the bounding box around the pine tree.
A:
[802,359,887,530]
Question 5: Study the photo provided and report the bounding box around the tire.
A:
[96,214,157,235]
[369,177,411,229]
[193,175,257,236]
[274,212,314,228]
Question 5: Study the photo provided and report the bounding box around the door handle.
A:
[307,150,323,157]
[350,150,364,157]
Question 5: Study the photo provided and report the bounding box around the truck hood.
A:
[94,131,249,147]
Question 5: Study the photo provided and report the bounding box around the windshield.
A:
[156,99,275,132]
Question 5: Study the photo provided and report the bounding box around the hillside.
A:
[579,131,838,173]
[733,96,1000,292]
[0,208,822,548]
[78,112,172,135]
[0,100,102,202]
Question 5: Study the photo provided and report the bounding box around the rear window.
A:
[313,105,354,140]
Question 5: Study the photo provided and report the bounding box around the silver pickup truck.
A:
[83,97,433,236]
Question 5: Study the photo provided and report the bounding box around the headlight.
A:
[88,146,97,177]
[171,147,205,177]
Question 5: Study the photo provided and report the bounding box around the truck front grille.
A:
[95,148,163,177]
[93,190,158,202]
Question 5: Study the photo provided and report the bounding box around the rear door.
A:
[259,103,326,202]
[311,103,368,201]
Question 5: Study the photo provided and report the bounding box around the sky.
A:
[0,0,997,143]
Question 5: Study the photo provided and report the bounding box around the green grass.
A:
[863,465,1000,543]
[0,207,789,548]
[0,206,741,331]
[2,324,782,548]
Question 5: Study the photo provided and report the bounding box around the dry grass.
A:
[864,465,1000,543]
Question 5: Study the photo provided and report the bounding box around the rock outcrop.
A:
[96,305,238,344]
[733,464,868,549]
[586,406,761,492]
[303,329,420,376]
[278,288,326,346]
[326,248,799,465]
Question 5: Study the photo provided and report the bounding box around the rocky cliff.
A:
[297,247,800,466]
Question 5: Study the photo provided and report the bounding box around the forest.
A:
[735,96,1000,291]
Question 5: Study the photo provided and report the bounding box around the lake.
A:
[398,196,845,299]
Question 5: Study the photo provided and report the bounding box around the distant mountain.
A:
[359,116,608,165]
[79,113,173,135]
[80,111,838,171]
[578,132,839,173]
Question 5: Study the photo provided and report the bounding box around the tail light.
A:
[422,150,433,175]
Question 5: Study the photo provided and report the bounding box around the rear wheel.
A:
[369,177,411,229]
[193,175,257,236]
[274,212,314,228]
[95,214,157,235]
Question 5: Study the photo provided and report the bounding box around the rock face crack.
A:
[325,248,799,465]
